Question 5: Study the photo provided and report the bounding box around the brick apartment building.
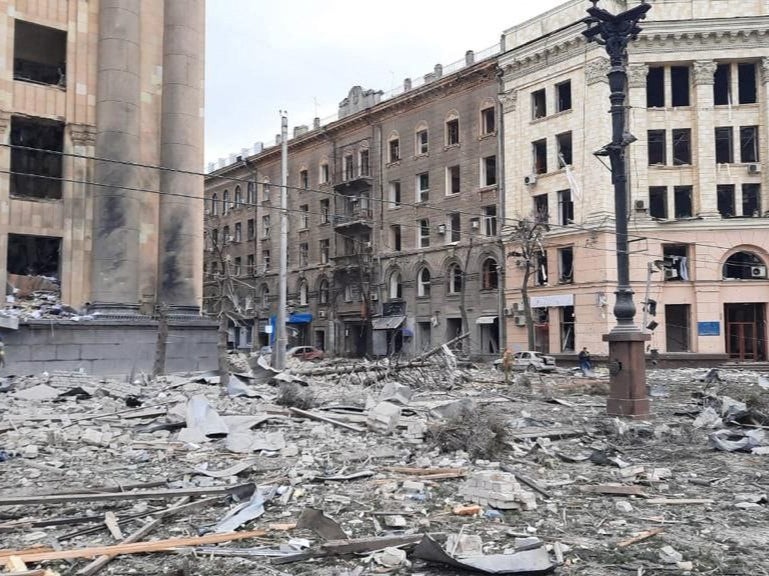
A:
[500,0,769,362]
[205,51,504,358]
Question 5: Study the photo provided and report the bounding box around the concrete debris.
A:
[366,401,401,434]
[372,546,408,567]
[693,406,723,429]
[379,381,414,405]
[709,428,764,452]
[446,533,484,557]
[459,471,537,510]
[13,384,60,401]
[658,544,684,564]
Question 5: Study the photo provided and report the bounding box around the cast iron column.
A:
[584,0,651,418]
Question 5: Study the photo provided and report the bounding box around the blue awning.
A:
[402,327,414,337]
[287,312,313,324]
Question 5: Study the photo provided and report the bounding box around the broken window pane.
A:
[13,20,67,86]
[740,125,759,163]
[738,62,757,104]
[646,66,664,108]
[672,129,691,165]
[556,80,572,112]
[481,107,495,134]
[670,66,690,107]
[483,155,497,186]
[446,119,460,145]
[665,304,690,352]
[717,184,735,217]
[10,116,64,199]
[557,189,573,225]
[7,233,61,278]
[663,244,689,281]
[674,186,693,218]
[649,186,667,219]
[449,213,461,243]
[742,184,761,217]
[647,130,666,165]
[556,132,572,167]
[531,89,546,119]
[534,193,549,223]
[715,127,733,163]
[714,64,730,105]
[558,247,573,283]
[532,139,547,174]
[389,138,400,162]
[447,165,460,194]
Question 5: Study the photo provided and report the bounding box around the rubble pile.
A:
[1,361,769,575]
[2,274,93,322]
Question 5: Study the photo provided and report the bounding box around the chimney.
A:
[293,125,309,138]
[424,72,435,83]
[313,117,320,129]
[275,134,282,145]
[253,142,263,153]
[434,64,443,78]
[403,77,412,91]
[207,162,216,173]
[241,148,249,159]
[465,50,475,65]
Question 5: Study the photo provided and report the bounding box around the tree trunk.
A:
[218,313,230,379]
[458,237,473,356]
[521,264,536,350]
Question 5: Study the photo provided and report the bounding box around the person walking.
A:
[578,346,591,375]
[501,348,513,384]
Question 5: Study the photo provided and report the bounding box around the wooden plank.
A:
[616,528,665,549]
[382,467,465,476]
[510,428,583,440]
[288,407,366,433]
[644,498,713,505]
[103,512,123,540]
[76,518,161,576]
[580,485,646,496]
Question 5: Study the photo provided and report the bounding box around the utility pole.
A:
[275,112,289,370]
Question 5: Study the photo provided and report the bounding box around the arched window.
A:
[447,263,463,294]
[299,281,308,306]
[417,267,431,297]
[319,279,329,304]
[262,179,271,201]
[415,121,429,155]
[211,193,218,216]
[234,185,242,207]
[222,190,230,214]
[482,258,499,290]
[389,271,402,300]
[445,110,460,146]
[388,131,400,163]
[247,182,255,205]
[723,251,766,280]
[260,284,270,308]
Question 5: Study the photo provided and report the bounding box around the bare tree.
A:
[457,236,474,356]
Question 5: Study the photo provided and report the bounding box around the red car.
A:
[287,346,325,362]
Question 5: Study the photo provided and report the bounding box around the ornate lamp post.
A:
[583,0,651,418]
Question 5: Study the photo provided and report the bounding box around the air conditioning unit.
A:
[513,314,527,327]
[524,174,537,186]
[664,268,679,280]
[748,163,761,175]
[751,265,767,278]
[634,199,646,211]
[318,310,327,319]
[503,307,513,317]
[471,218,480,230]
[512,302,524,313]
[437,224,446,235]
[370,293,379,301]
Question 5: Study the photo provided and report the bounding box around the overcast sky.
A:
[204,0,567,166]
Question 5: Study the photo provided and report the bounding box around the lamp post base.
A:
[602,331,651,419]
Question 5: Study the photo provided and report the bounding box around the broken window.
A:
[234,222,242,242]
[738,62,757,104]
[10,116,64,199]
[320,163,329,184]
[446,118,460,146]
[389,271,403,300]
[556,132,572,167]
[674,186,693,218]
[299,205,309,229]
[390,225,402,251]
[416,128,429,154]
[234,186,242,207]
[560,306,575,352]
[222,225,230,243]
[557,189,573,225]
[482,258,499,290]
[320,199,330,224]
[534,193,549,223]
[448,213,461,243]
[740,126,759,163]
[714,64,730,105]
[299,243,308,267]
[532,139,547,174]
[717,184,735,217]
[482,155,497,186]
[646,66,664,108]
[13,20,67,86]
[262,215,271,238]
[481,106,495,134]
[665,304,690,352]
[715,127,733,163]
[419,219,430,248]
[447,263,463,294]
[299,169,308,189]
[742,184,761,217]
[389,137,400,162]
[211,228,219,246]
[344,154,354,180]
[649,186,668,219]
[670,66,690,107]
[417,267,431,297]
[389,181,401,207]
[531,89,547,119]
[447,165,460,194]
[723,250,763,280]
[233,257,242,276]
[483,205,497,237]
[672,129,691,165]
[556,80,572,112]
[558,247,573,283]
[222,190,230,214]
[262,250,270,270]
[319,279,329,304]
[417,172,429,202]
[647,130,666,165]
[247,254,254,275]
[7,234,61,278]
[536,251,548,286]
[662,244,689,281]
[211,193,219,216]
[320,239,330,264]
[359,149,370,177]
[247,181,256,204]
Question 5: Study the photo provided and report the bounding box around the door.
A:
[725,303,766,361]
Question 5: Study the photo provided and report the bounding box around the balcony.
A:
[332,252,372,269]
[334,172,373,193]
[333,207,373,231]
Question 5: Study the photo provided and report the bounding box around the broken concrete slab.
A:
[459,471,537,510]
[366,401,401,434]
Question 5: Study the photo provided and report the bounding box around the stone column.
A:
[156,0,205,315]
[90,0,142,313]
[68,124,97,307]
[692,60,718,218]
[583,57,615,222]
[626,64,650,223]
[0,110,11,302]
[760,57,769,214]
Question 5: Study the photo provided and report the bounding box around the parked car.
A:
[287,346,325,362]
[494,350,557,373]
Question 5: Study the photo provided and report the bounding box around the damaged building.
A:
[500,0,769,363]
[205,52,504,359]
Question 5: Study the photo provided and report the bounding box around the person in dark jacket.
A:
[578,347,591,375]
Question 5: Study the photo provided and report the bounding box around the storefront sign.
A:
[530,294,574,308]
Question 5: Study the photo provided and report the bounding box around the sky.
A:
[204,0,566,166]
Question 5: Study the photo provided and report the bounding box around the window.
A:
[481,106,495,134]
[670,66,690,107]
[482,155,497,186]
[7,234,61,279]
[417,268,431,297]
[417,172,429,202]
[557,189,573,225]
[556,80,572,112]
[344,284,353,302]
[389,271,403,300]
[665,304,690,352]
[483,205,497,237]
[416,128,429,154]
[532,139,547,174]
[262,179,270,201]
[482,258,498,290]
[446,117,460,146]
[742,184,761,217]
[738,63,757,104]
[558,247,574,283]
[649,186,668,219]
[247,254,254,275]
[319,279,329,304]
[714,64,730,105]
[320,239,330,264]
[419,219,430,248]
[532,88,547,119]
[672,129,691,165]
[223,225,230,243]
[536,251,548,286]
[234,222,242,242]
[261,284,270,307]
[556,132,572,167]
[390,225,402,251]
[359,149,370,176]
[211,261,219,275]
[320,199,330,224]
[211,228,219,246]
[674,186,693,218]
[534,193,549,222]
[447,165,460,194]
[222,190,230,214]
[234,257,242,276]
[320,163,329,184]
[247,181,256,204]
[234,186,242,207]
[389,181,401,207]
[299,282,308,306]
[344,154,354,180]
[717,185,735,217]
[448,213,461,243]
[299,205,309,229]
[646,66,664,107]
[662,244,689,282]
[211,193,219,216]
[10,116,65,199]
[715,127,733,163]
[262,215,271,238]
[723,250,765,280]
[389,135,400,162]
[13,20,67,86]
[740,126,759,163]
[648,130,666,165]
[300,169,308,189]
[447,263,463,294]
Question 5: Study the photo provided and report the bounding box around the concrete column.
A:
[0,110,10,302]
[90,0,142,313]
[692,60,718,218]
[156,0,205,315]
[583,57,614,222]
[760,57,769,214]
[626,64,649,224]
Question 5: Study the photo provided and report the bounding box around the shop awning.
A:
[402,327,414,337]
[475,316,498,325]
[372,315,405,330]
[287,312,313,324]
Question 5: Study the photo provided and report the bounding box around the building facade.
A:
[500,0,769,362]
[205,53,504,359]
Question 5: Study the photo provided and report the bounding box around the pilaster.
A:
[627,64,650,226]
[692,60,719,218]
[0,110,10,304]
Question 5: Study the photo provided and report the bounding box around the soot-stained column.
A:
[90,0,142,314]
[157,0,205,315]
